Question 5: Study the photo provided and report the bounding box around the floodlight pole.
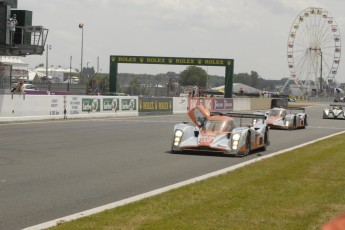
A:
[79,23,84,84]
[319,50,323,93]
[45,44,51,85]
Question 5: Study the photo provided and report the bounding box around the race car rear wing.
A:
[226,113,266,126]
[330,104,345,107]
[288,107,305,113]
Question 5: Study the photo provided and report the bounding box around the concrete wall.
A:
[0,95,274,122]
[249,98,272,111]
[173,97,188,114]
[233,98,251,111]
[0,94,139,122]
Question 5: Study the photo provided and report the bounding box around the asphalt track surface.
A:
[1,103,345,230]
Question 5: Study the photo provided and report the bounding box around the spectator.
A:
[239,87,244,95]
[63,107,67,119]
[11,81,24,94]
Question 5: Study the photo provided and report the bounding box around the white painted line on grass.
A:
[23,130,345,230]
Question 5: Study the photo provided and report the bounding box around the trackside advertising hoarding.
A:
[139,97,173,115]
[188,98,233,112]
[188,98,213,111]
[213,98,233,112]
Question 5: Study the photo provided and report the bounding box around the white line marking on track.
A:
[23,130,345,230]
[308,126,345,130]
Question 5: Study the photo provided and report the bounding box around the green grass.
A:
[50,134,345,230]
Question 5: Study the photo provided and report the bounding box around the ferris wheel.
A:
[287,7,341,93]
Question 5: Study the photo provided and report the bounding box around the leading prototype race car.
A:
[171,105,270,157]
[265,107,307,130]
[323,104,345,119]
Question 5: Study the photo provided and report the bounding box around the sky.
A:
[16,0,345,82]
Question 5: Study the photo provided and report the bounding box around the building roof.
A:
[212,83,262,94]
[34,66,78,73]
[0,56,28,70]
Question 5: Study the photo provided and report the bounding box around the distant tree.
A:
[86,73,109,93]
[208,75,225,88]
[83,66,95,77]
[234,72,250,85]
[179,66,207,87]
[35,63,44,68]
[250,71,260,87]
[126,77,149,95]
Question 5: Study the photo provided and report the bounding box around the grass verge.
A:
[50,133,345,230]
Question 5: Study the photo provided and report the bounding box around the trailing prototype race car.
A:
[323,104,345,119]
[171,105,270,157]
[265,107,307,130]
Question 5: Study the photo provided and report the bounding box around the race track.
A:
[1,103,344,230]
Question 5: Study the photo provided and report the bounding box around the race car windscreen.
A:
[268,109,286,117]
[203,120,235,132]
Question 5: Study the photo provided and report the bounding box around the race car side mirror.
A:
[227,133,231,139]
[194,131,199,137]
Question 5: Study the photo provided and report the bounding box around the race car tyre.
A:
[262,131,268,151]
[293,117,297,129]
[302,116,307,129]
[243,133,251,156]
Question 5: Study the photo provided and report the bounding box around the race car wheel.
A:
[262,131,268,151]
[244,133,251,156]
[302,116,307,129]
[170,149,177,154]
[293,117,297,129]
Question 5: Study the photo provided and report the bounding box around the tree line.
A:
[67,66,288,95]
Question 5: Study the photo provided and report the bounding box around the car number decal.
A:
[200,137,214,144]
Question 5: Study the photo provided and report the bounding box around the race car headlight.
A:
[173,130,183,146]
[232,133,240,141]
[285,121,290,127]
[175,130,183,137]
[232,142,238,150]
[231,133,241,150]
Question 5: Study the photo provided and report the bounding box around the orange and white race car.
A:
[171,105,270,157]
[265,107,307,130]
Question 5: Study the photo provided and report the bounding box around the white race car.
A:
[265,107,307,130]
[171,105,270,157]
[333,97,345,103]
[323,104,345,119]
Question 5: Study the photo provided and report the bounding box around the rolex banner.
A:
[139,97,173,116]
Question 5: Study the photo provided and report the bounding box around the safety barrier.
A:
[0,94,274,122]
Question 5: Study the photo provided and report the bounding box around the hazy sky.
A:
[17,0,345,82]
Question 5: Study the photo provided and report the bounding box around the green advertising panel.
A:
[109,55,234,98]
[121,98,137,111]
[139,97,173,116]
[82,98,101,112]
[103,98,119,112]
